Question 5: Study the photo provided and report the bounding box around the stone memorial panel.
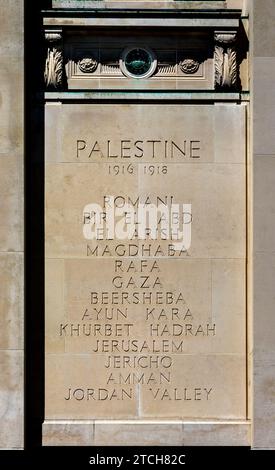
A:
[45,102,247,423]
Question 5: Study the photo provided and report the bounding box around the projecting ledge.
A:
[43,17,240,28]
[52,1,229,10]
[43,420,251,446]
[44,91,249,102]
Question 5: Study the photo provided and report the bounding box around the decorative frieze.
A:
[66,41,208,89]
[214,31,238,90]
[42,29,245,91]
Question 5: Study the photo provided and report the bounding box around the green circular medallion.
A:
[125,48,152,76]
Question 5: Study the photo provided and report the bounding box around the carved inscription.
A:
[76,139,201,160]
[45,104,246,419]
[59,254,216,403]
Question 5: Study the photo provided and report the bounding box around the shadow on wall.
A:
[25,0,52,449]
